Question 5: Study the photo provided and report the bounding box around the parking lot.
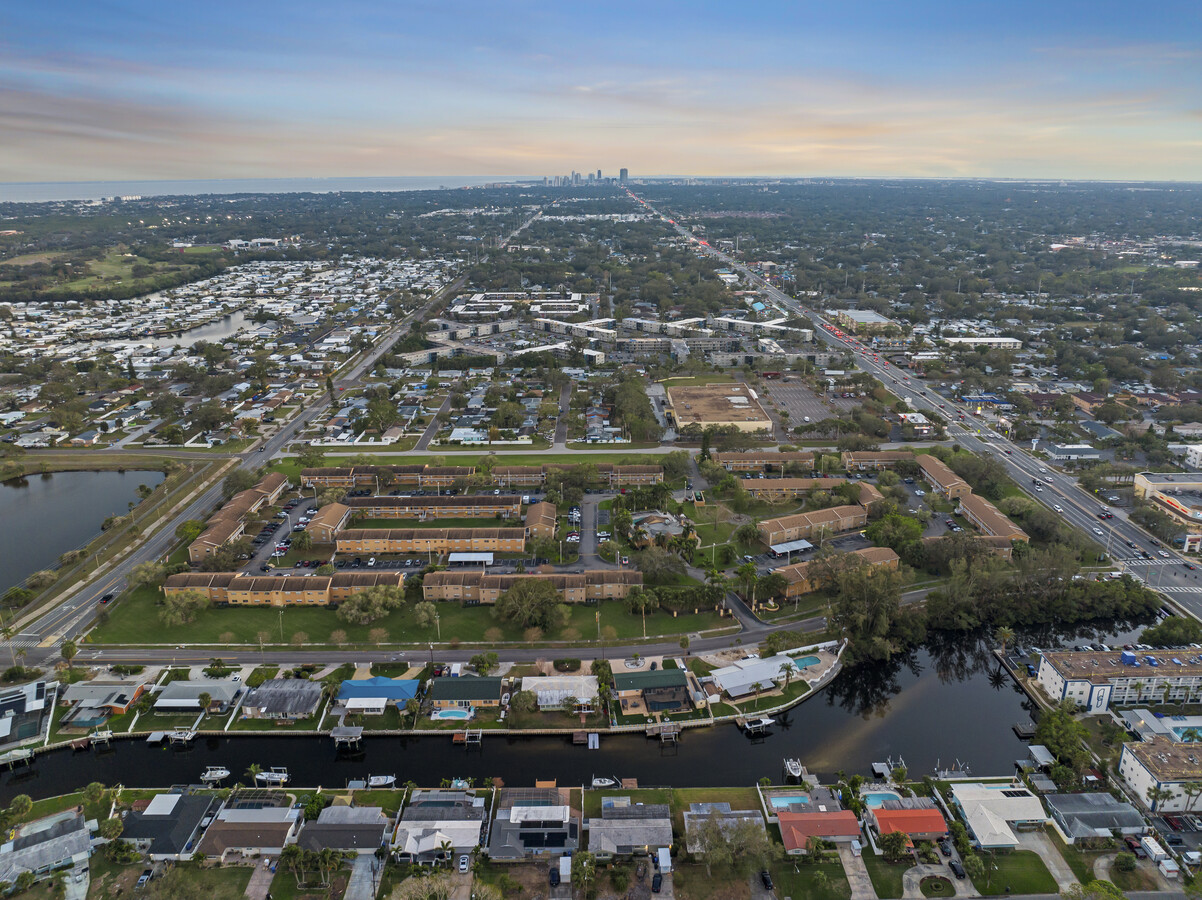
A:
[763,379,861,419]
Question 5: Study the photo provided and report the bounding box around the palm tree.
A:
[244,763,262,785]
[438,839,453,867]
[1147,785,1175,812]
[778,662,794,693]
[197,692,212,714]
[317,848,344,885]
[751,681,765,707]
[279,845,304,887]
[994,626,1015,658]
[0,623,16,668]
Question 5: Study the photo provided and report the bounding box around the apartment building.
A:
[841,451,915,471]
[1118,735,1202,812]
[492,466,546,487]
[335,528,526,555]
[757,505,868,547]
[422,570,642,604]
[491,463,664,488]
[740,477,849,501]
[342,494,521,520]
[711,451,815,472]
[188,472,290,563]
[776,546,899,599]
[524,501,558,539]
[162,571,403,607]
[957,493,1029,542]
[300,465,475,488]
[1035,650,1202,713]
[916,455,970,500]
[306,502,351,542]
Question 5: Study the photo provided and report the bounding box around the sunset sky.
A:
[2,0,1200,183]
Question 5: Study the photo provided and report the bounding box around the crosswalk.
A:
[1117,557,1180,567]
[1,637,41,649]
[1160,586,1202,594]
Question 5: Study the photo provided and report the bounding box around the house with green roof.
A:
[427,676,504,710]
[613,669,692,714]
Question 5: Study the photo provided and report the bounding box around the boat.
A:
[745,717,775,731]
[368,774,396,788]
[254,767,290,786]
[201,766,230,784]
[591,776,618,788]
[784,758,802,779]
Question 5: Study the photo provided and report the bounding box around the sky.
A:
[2,0,1201,183]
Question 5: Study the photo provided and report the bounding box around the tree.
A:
[879,829,910,861]
[405,698,421,727]
[1146,784,1175,812]
[7,794,32,822]
[995,625,1015,657]
[279,844,305,887]
[1059,880,1125,900]
[222,468,259,499]
[60,639,77,670]
[297,444,326,469]
[369,627,388,646]
[1113,852,1137,873]
[633,547,686,585]
[495,579,562,629]
[159,589,209,626]
[292,530,313,552]
[83,782,107,806]
[510,690,537,714]
[470,652,499,675]
[696,810,734,876]
[98,817,123,840]
[571,851,597,899]
[128,560,167,588]
[413,601,438,628]
[292,631,309,648]
[962,853,986,885]
[336,584,405,624]
[329,629,348,647]
[197,691,212,713]
[245,763,262,784]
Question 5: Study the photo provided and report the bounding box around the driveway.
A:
[1017,831,1077,890]
[839,846,879,900]
[343,854,380,900]
[244,860,274,900]
[902,863,976,899]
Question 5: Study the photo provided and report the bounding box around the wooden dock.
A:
[646,723,680,743]
[453,728,483,746]
[1012,722,1037,739]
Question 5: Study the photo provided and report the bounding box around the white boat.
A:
[368,774,396,788]
[745,717,775,731]
[201,766,230,783]
[591,776,618,788]
[784,759,802,778]
[255,767,290,785]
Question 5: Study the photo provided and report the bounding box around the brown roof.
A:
[306,502,350,530]
[778,546,898,584]
[741,477,846,492]
[329,572,405,588]
[957,493,1029,540]
[424,570,641,590]
[197,821,294,856]
[228,575,331,591]
[255,472,288,495]
[916,455,967,491]
[164,572,237,590]
[760,505,866,534]
[344,495,518,509]
[339,528,520,541]
[525,501,557,529]
[713,451,815,464]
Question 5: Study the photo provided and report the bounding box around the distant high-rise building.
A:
[597,169,602,180]
[619,168,629,182]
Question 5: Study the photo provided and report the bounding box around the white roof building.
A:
[949,783,1048,849]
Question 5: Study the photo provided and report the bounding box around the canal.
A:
[0,470,166,594]
[145,309,254,349]
[0,620,1149,803]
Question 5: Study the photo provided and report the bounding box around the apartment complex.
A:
[841,451,915,471]
[916,455,970,500]
[739,477,848,501]
[957,493,1029,542]
[305,502,351,542]
[1119,735,1202,813]
[1035,650,1202,713]
[162,571,404,607]
[757,505,868,547]
[343,495,521,520]
[299,465,475,488]
[524,501,558,539]
[335,528,525,555]
[422,570,642,604]
[188,472,289,563]
[493,463,663,488]
[711,451,815,472]
[776,547,900,599]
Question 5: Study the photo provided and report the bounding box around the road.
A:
[629,189,1201,619]
[10,276,466,663]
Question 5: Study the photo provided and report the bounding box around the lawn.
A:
[89,584,725,647]
[972,850,1058,896]
[1110,862,1161,892]
[1046,830,1100,884]
[343,788,407,816]
[772,861,852,900]
[670,862,753,900]
[660,374,738,386]
[861,855,911,899]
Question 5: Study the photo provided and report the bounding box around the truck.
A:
[1141,835,1168,862]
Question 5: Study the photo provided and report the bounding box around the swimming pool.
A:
[431,708,474,721]
[794,656,820,668]
[863,792,900,808]
[770,796,810,808]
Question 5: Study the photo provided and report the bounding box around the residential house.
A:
[1044,793,1146,843]
[393,790,488,863]
[427,677,504,710]
[153,681,239,713]
[519,676,599,712]
[488,788,580,860]
[298,806,390,854]
[59,679,147,728]
[120,793,219,861]
[337,677,420,716]
[866,799,947,842]
[776,810,862,853]
[196,806,301,860]
[0,811,90,886]
[683,802,770,853]
[239,679,323,720]
[587,802,673,859]
[612,670,694,714]
[949,783,1048,850]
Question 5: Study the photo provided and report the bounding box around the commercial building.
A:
[335,528,525,555]
[757,506,867,546]
[162,571,404,607]
[711,451,815,472]
[342,494,521,520]
[664,383,772,433]
[942,336,1022,350]
[957,493,1029,542]
[833,309,894,332]
[1134,472,1202,527]
[776,547,899,599]
[422,570,642,604]
[1044,444,1102,462]
[1035,649,1202,713]
[916,455,970,500]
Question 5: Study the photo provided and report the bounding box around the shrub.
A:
[553,658,581,672]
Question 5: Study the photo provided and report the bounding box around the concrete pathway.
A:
[839,846,879,900]
[1017,831,1078,890]
[243,861,274,900]
[902,863,976,899]
[343,855,379,900]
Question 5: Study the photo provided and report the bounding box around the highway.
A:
[630,190,1202,621]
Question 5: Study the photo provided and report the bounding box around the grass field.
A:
[660,374,738,386]
[973,850,1058,896]
[88,584,726,646]
[772,860,853,900]
[861,855,911,899]
[271,450,675,482]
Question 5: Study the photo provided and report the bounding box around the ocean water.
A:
[0,176,535,203]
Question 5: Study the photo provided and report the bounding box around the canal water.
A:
[145,309,254,349]
[0,470,166,594]
[0,619,1149,803]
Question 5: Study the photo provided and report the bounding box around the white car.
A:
[914,490,926,496]
[1093,528,1104,536]
[1053,505,1063,512]
[1035,486,1043,492]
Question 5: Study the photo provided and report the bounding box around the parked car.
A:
[760,870,774,890]
[651,873,663,893]
[938,839,952,857]
[549,867,560,886]
[949,860,965,879]
[458,855,470,873]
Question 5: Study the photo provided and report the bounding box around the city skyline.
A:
[2,0,1201,183]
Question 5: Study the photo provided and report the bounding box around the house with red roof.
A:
[778,810,862,854]
[867,805,947,842]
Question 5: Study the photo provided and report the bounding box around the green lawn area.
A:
[726,679,812,714]
[1047,830,1100,883]
[29,790,111,823]
[567,440,661,450]
[972,850,1058,896]
[345,788,407,816]
[267,864,351,900]
[772,860,853,900]
[89,584,725,646]
[670,862,754,900]
[920,875,955,898]
[861,855,911,899]
[660,374,738,386]
[1110,862,1161,892]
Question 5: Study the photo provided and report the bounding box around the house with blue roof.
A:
[337,677,420,715]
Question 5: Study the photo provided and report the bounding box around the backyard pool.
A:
[769,796,811,808]
[794,656,820,668]
[430,709,475,721]
[863,791,901,808]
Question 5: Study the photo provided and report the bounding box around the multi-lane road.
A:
[635,193,1202,620]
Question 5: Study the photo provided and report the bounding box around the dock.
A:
[452,728,483,747]
[1012,722,1037,739]
[573,732,601,749]
[646,723,680,743]
[332,725,363,748]
[89,729,112,747]
[1,748,32,768]
[167,729,195,745]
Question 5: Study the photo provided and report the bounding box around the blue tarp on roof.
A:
[337,677,419,703]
